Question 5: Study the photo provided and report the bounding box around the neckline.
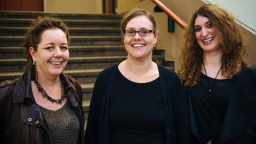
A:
[202,62,222,80]
[37,100,69,112]
[201,73,236,83]
[117,68,160,84]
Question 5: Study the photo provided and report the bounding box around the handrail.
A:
[151,0,187,29]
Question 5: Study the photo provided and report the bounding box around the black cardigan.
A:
[188,65,256,144]
[84,64,193,144]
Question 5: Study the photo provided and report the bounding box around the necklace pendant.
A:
[207,140,211,144]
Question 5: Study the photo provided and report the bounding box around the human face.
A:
[124,15,158,60]
[194,15,221,53]
[30,28,69,78]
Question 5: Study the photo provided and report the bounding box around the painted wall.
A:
[44,0,102,14]
[247,29,256,65]
[117,0,140,14]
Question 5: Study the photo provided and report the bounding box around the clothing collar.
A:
[12,69,73,104]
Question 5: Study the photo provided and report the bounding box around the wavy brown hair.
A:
[177,4,248,88]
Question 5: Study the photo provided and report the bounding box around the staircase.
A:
[0,11,174,122]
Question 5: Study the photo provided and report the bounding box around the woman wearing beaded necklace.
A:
[0,16,84,144]
[178,4,256,144]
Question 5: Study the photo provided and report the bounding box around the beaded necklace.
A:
[203,62,222,144]
[34,80,66,105]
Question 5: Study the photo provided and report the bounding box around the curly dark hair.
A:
[21,16,69,79]
[177,4,248,88]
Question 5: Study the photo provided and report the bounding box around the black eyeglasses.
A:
[123,30,153,37]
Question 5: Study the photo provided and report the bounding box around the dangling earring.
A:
[33,61,36,65]
[153,45,156,50]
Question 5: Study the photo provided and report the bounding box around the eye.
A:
[46,47,53,50]
[126,30,135,34]
[194,27,201,32]
[60,46,68,50]
[207,23,213,28]
[141,30,149,34]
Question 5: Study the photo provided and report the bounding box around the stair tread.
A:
[0,45,124,48]
[0,27,120,30]
[71,56,126,59]
[0,18,121,22]
[0,35,121,38]
[0,72,22,76]
[0,45,124,50]
[0,11,121,17]
[82,99,91,107]
[81,83,94,88]
[70,36,121,38]
[64,69,103,73]
[0,56,126,61]
[0,69,103,75]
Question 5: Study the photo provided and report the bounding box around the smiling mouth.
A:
[202,38,214,43]
[132,44,145,47]
[50,61,63,65]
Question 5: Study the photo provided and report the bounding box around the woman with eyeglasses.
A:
[84,8,192,144]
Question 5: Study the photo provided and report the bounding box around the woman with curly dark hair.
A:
[177,4,256,144]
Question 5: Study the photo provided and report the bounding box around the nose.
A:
[201,27,208,37]
[54,47,62,57]
[134,31,141,39]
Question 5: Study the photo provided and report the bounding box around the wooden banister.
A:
[151,0,187,29]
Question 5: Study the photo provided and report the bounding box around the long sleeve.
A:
[0,86,10,136]
[172,74,193,144]
[158,65,194,144]
[84,75,103,144]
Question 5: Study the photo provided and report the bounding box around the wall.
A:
[117,0,140,14]
[45,0,102,14]
[247,29,256,65]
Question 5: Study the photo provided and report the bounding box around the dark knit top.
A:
[84,64,193,144]
[39,100,80,144]
[109,69,165,144]
[190,74,235,144]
